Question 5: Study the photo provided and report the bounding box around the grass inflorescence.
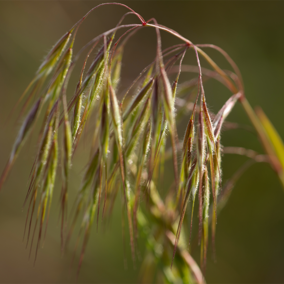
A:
[1,3,284,283]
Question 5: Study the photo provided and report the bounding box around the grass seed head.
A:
[1,4,272,281]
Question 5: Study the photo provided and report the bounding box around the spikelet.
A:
[16,31,72,116]
[123,78,154,122]
[0,98,42,190]
[67,149,100,244]
[172,163,199,266]
[61,92,72,249]
[160,66,179,190]
[108,77,135,260]
[197,103,205,243]
[133,121,152,235]
[201,167,210,272]
[178,96,198,204]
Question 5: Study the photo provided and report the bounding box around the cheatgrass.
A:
[1,3,284,283]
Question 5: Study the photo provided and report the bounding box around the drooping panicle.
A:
[1,5,253,280]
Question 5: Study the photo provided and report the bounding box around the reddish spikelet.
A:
[201,93,219,250]
[210,93,241,254]
[100,90,110,162]
[172,162,198,267]
[211,137,221,258]
[202,94,214,145]
[213,92,242,138]
[177,95,198,205]
[197,107,205,244]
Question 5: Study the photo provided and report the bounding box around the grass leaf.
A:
[256,107,284,172]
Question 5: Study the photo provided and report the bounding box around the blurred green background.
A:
[0,1,284,283]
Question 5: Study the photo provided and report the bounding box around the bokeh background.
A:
[0,1,284,283]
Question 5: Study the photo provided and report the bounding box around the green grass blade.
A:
[256,107,284,172]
